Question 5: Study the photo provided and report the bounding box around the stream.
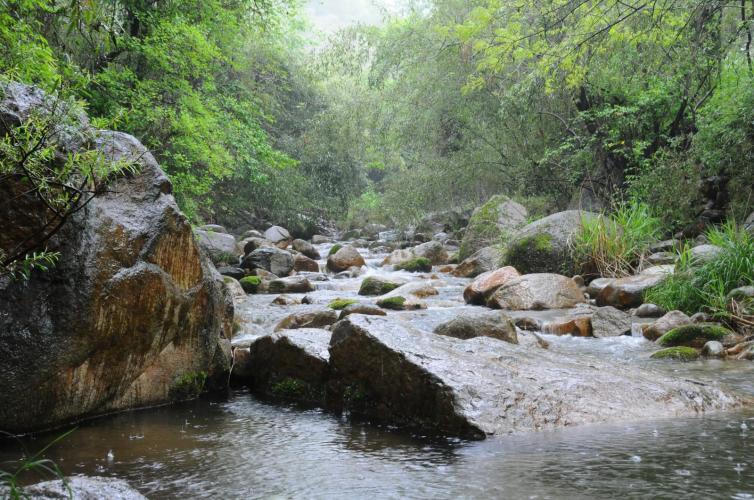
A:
[3,241,754,498]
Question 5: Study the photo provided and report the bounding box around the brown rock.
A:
[463,266,521,305]
[487,274,586,310]
[642,311,692,341]
[327,245,366,273]
[293,253,319,273]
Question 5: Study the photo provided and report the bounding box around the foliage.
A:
[172,371,208,399]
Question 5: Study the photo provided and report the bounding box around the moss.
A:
[657,323,733,347]
[377,296,406,310]
[239,275,262,293]
[271,377,306,398]
[395,257,432,272]
[358,277,400,296]
[650,346,700,361]
[171,371,208,399]
[448,252,460,264]
[328,244,343,256]
[329,298,359,310]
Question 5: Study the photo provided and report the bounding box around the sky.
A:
[304,0,403,33]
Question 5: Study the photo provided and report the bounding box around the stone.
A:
[193,229,239,265]
[292,238,321,260]
[702,341,726,358]
[505,210,598,275]
[312,234,331,244]
[487,274,586,310]
[327,315,742,439]
[657,323,734,348]
[383,281,440,299]
[596,266,673,308]
[412,240,449,265]
[239,276,262,293]
[463,266,521,305]
[690,244,722,263]
[415,209,470,237]
[216,266,246,280]
[394,257,432,272]
[514,317,543,331]
[434,311,518,344]
[458,195,528,260]
[248,329,331,401]
[271,294,300,306]
[242,247,294,277]
[587,277,614,298]
[646,252,676,266]
[293,253,319,273]
[223,276,246,300]
[264,225,292,244]
[635,303,666,318]
[231,347,253,381]
[200,224,227,233]
[382,248,416,266]
[745,212,754,234]
[376,296,426,311]
[690,312,713,323]
[242,237,273,255]
[542,316,593,337]
[338,303,388,319]
[591,306,632,338]
[327,245,366,273]
[267,276,315,294]
[650,347,700,361]
[359,276,403,296]
[642,311,692,341]
[12,476,146,500]
[0,90,232,433]
[452,246,505,278]
[243,229,264,239]
[274,309,339,331]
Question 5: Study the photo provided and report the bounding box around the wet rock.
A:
[434,311,518,344]
[702,341,726,358]
[412,240,449,265]
[328,315,742,438]
[359,276,403,296]
[591,306,632,338]
[452,246,505,278]
[459,195,527,260]
[241,236,273,255]
[293,253,319,273]
[239,276,262,293]
[657,323,733,348]
[505,211,598,275]
[376,296,426,311]
[339,303,388,319]
[217,266,245,280]
[642,311,692,341]
[194,229,239,264]
[635,303,665,318]
[12,476,146,500]
[264,225,292,244]
[223,276,246,300]
[292,238,321,260]
[587,277,613,298]
[395,257,433,273]
[384,281,440,299]
[690,244,722,263]
[650,346,700,361]
[596,266,673,309]
[463,266,521,305]
[312,234,331,244]
[248,329,330,401]
[231,347,253,380]
[271,294,300,306]
[487,274,586,310]
[242,247,294,277]
[327,245,366,273]
[274,309,339,331]
[542,316,592,337]
[267,276,314,294]
[514,317,543,331]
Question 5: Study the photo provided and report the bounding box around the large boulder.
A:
[328,315,742,438]
[242,246,294,277]
[193,229,239,265]
[459,195,527,260]
[412,240,449,265]
[434,311,518,344]
[463,266,521,305]
[452,246,505,278]
[267,276,315,294]
[596,265,673,309]
[10,476,146,500]
[274,309,339,331]
[264,225,292,244]
[327,245,365,273]
[505,210,598,275]
[642,310,692,341]
[292,238,321,260]
[487,273,586,310]
[0,87,232,433]
[293,253,319,273]
[415,209,469,236]
[591,306,632,338]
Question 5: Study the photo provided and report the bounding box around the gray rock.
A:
[223,276,246,300]
[293,253,319,273]
[745,212,754,234]
[690,244,722,263]
[463,266,521,305]
[452,246,505,278]
[591,306,632,338]
[216,266,245,280]
[338,303,388,319]
[635,303,666,318]
[242,247,294,277]
[459,195,528,260]
[702,341,726,358]
[241,236,273,255]
[312,234,331,244]
[274,309,339,331]
[596,266,673,308]
[412,240,449,265]
[328,315,743,438]
[194,229,239,264]
[487,273,586,310]
[11,476,146,500]
[267,276,314,294]
[434,310,518,344]
[200,224,227,233]
[646,252,676,266]
[264,225,292,244]
[587,277,614,299]
[327,245,366,273]
[292,238,321,260]
[642,311,692,341]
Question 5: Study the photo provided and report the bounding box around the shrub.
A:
[395,257,432,273]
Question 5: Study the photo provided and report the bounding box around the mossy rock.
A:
[328,298,359,310]
[328,244,343,256]
[650,346,700,361]
[395,257,432,273]
[239,276,262,293]
[657,323,733,348]
[458,195,527,260]
[377,296,406,310]
[359,277,401,296]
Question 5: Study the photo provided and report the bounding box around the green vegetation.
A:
[395,257,432,273]
[271,377,306,398]
[328,244,343,256]
[358,277,400,296]
[377,296,406,310]
[172,371,208,399]
[650,346,700,361]
[646,224,754,317]
[239,276,262,294]
[657,324,732,347]
[328,298,359,310]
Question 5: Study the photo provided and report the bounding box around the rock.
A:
[0,92,232,433]
[458,195,528,260]
[642,311,692,341]
[11,476,146,500]
[267,276,315,294]
[327,245,366,273]
[650,239,680,253]
[542,316,592,337]
[412,241,449,265]
[505,210,598,275]
[271,294,300,306]
[514,317,543,331]
[338,303,388,319]
[395,257,433,273]
[312,234,331,244]
[728,286,754,301]
[327,315,741,438]
[433,232,449,242]
[223,276,246,299]
[690,312,713,323]
[452,246,505,278]
[293,253,319,273]
[591,306,632,337]
[463,266,521,305]
[646,252,676,266]
[231,347,253,380]
[572,274,585,288]
[657,323,734,348]
[248,329,331,401]
[635,303,666,318]
[383,281,440,299]
[359,276,403,296]
[487,274,586,310]
[415,209,469,237]
[587,277,614,298]
[434,311,518,344]
[596,265,673,308]
[650,347,700,361]
[243,229,264,239]
[200,224,227,233]
[690,244,722,263]
[745,212,754,234]
[702,341,726,358]
[241,236,273,255]
[194,228,239,264]
[363,223,388,238]
[382,248,416,266]
[376,296,426,311]
[264,225,292,244]
[239,276,262,293]
[292,238,321,259]
[216,266,246,280]
[274,309,339,331]
[242,247,294,277]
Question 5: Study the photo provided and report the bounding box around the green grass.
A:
[571,199,662,278]
[657,324,732,347]
[395,257,432,272]
[650,346,700,361]
[328,298,359,310]
[645,222,754,318]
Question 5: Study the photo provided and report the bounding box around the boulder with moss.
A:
[453,246,505,278]
[434,311,518,344]
[266,276,314,294]
[650,346,700,361]
[359,276,402,296]
[274,309,339,331]
[657,323,733,348]
[395,257,432,272]
[328,298,360,310]
[463,266,521,305]
[327,245,365,273]
[458,195,527,260]
[239,276,262,293]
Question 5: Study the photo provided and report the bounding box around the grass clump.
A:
[395,257,432,273]
[239,275,262,293]
[358,277,400,296]
[650,346,700,361]
[377,296,406,310]
[328,298,359,310]
[571,200,662,278]
[657,323,732,347]
[645,222,754,319]
[328,244,343,256]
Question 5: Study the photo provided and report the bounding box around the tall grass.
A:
[645,222,754,319]
[571,200,663,277]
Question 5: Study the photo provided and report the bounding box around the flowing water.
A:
[3,242,754,499]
